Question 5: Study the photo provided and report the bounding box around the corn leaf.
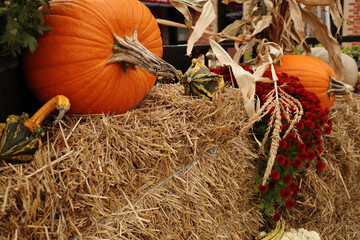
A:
[296,0,334,6]
[209,39,256,117]
[186,0,216,56]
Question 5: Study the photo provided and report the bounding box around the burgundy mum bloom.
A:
[317,146,323,153]
[323,125,332,135]
[276,155,285,165]
[304,112,312,119]
[259,184,269,193]
[314,139,322,147]
[305,119,315,130]
[295,120,304,130]
[298,152,308,161]
[305,162,311,168]
[312,129,322,138]
[288,182,298,192]
[279,139,288,150]
[305,140,313,150]
[316,161,325,172]
[280,188,291,199]
[296,142,306,152]
[271,170,281,181]
[273,212,281,222]
[283,174,292,183]
[308,150,315,160]
[285,198,295,209]
[283,158,291,168]
[292,157,302,170]
[303,132,311,139]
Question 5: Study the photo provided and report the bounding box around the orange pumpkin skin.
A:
[24,0,162,115]
[274,55,337,110]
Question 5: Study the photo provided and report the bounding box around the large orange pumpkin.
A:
[24,0,162,115]
[273,55,337,110]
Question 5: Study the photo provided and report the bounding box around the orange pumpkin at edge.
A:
[23,0,163,115]
[273,55,337,110]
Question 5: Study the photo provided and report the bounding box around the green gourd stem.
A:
[106,28,180,82]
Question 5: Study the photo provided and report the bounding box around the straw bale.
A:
[284,96,360,240]
[1,84,360,240]
[0,84,262,239]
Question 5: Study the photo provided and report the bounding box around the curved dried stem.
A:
[107,28,180,83]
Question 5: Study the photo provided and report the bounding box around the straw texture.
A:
[0,85,359,239]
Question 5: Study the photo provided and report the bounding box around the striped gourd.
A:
[180,58,225,98]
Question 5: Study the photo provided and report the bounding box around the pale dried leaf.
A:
[330,1,345,34]
[249,15,272,37]
[209,39,256,117]
[170,0,208,27]
[186,0,216,56]
[287,0,304,32]
[222,0,248,4]
[210,19,249,43]
[296,0,334,6]
[301,8,344,81]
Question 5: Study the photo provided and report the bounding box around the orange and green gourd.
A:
[0,95,70,164]
[180,57,225,99]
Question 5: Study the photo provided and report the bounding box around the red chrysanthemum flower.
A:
[283,174,293,183]
[285,198,295,209]
[312,129,322,138]
[298,152,308,161]
[259,184,269,193]
[316,161,325,171]
[304,112,312,119]
[292,157,302,170]
[305,119,315,130]
[295,120,305,130]
[304,140,313,150]
[323,125,332,135]
[296,142,306,152]
[275,155,285,165]
[317,146,323,153]
[307,150,315,160]
[273,212,281,222]
[303,132,311,139]
[305,162,311,168]
[271,170,281,181]
[266,144,271,151]
[288,182,298,192]
[327,119,332,125]
[283,152,290,157]
[283,158,291,168]
[278,139,288,150]
[314,139,322,147]
[280,188,291,199]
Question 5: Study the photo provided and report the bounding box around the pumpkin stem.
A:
[24,95,70,131]
[327,76,354,96]
[107,28,180,83]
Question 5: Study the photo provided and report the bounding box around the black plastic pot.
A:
[0,55,23,122]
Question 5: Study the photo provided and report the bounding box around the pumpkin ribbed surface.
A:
[274,55,337,110]
[24,0,162,114]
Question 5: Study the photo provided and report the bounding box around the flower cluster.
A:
[209,65,238,87]
[210,65,333,220]
[252,70,332,219]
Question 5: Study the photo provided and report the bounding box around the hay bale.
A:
[0,84,262,239]
[283,96,360,239]
[1,84,360,239]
